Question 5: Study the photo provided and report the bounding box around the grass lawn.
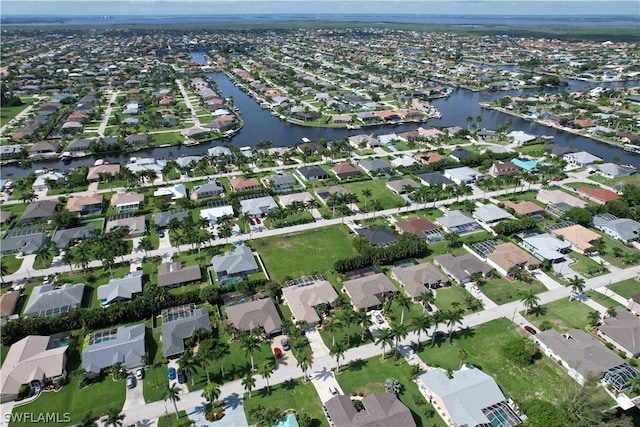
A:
[0,98,36,127]
[319,319,374,349]
[480,277,547,305]
[1,255,23,275]
[143,329,170,403]
[385,298,426,330]
[248,225,357,283]
[150,131,184,145]
[608,278,640,299]
[523,299,593,333]
[567,252,607,277]
[244,379,326,427]
[434,285,475,313]
[598,235,640,268]
[340,179,407,211]
[32,247,54,270]
[157,411,190,427]
[417,318,579,405]
[584,291,623,309]
[336,356,446,427]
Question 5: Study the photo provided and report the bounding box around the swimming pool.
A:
[274,413,299,427]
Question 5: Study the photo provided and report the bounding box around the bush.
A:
[539,320,554,331]
[501,336,539,367]
[521,398,567,427]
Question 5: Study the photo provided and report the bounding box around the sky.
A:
[1,0,638,16]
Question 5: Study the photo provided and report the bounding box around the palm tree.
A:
[418,291,435,313]
[178,352,200,386]
[138,236,153,257]
[445,310,464,344]
[330,341,347,374]
[259,361,275,393]
[242,371,256,397]
[297,352,313,382]
[568,277,586,301]
[75,245,92,274]
[520,290,541,315]
[78,412,98,427]
[212,340,230,378]
[458,349,469,368]
[202,381,221,407]
[61,248,76,272]
[606,307,617,318]
[588,310,601,327]
[390,323,408,359]
[431,311,446,347]
[324,314,343,347]
[163,384,182,419]
[340,306,355,346]
[197,345,215,382]
[361,188,372,213]
[103,408,125,427]
[376,328,394,360]
[240,333,262,371]
[34,244,50,268]
[395,294,413,325]
[412,315,432,346]
[359,311,373,342]
[217,222,233,243]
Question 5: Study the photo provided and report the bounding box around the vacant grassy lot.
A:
[249,225,357,282]
[341,179,407,211]
[417,318,578,405]
[0,97,36,126]
[609,278,640,299]
[244,379,326,427]
[434,285,476,313]
[523,299,593,332]
[480,276,547,305]
[584,291,623,309]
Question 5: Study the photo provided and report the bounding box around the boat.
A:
[621,164,637,169]
[94,159,105,166]
[60,151,71,161]
[301,137,311,143]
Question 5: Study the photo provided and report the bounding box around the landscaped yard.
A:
[0,97,36,126]
[609,278,640,299]
[584,290,623,309]
[249,225,357,282]
[417,318,580,405]
[433,285,476,313]
[522,299,593,332]
[480,276,547,305]
[1,255,23,276]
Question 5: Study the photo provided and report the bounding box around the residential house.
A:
[153,184,187,202]
[52,224,97,249]
[391,155,417,168]
[157,262,202,288]
[297,142,325,155]
[324,393,417,427]
[577,187,620,204]
[225,298,282,336]
[415,172,454,188]
[239,194,279,218]
[597,310,640,358]
[23,283,85,318]
[28,141,60,156]
[348,134,380,149]
[488,161,519,178]
[111,192,144,213]
[484,242,540,277]
[125,134,148,147]
[97,271,143,306]
[279,191,314,208]
[391,262,447,299]
[315,185,348,206]
[343,273,397,311]
[415,152,445,165]
[507,130,536,145]
[105,216,146,238]
[537,189,586,208]
[502,200,545,218]
[444,167,483,185]
[297,165,330,181]
[551,224,601,254]
[199,201,234,226]
[473,204,515,226]
[355,227,398,247]
[0,211,13,227]
[593,213,640,243]
[519,233,571,262]
[65,194,104,216]
[595,163,636,180]
[564,151,602,167]
[1,229,48,256]
[211,245,259,283]
[82,324,145,377]
[434,254,493,284]
[86,164,120,182]
[437,210,481,234]
[0,292,19,325]
[1,335,68,403]
[386,178,420,195]
[161,304,212,358]
[152,209,190,229]
[33,171,65,192]
[449,148,475,162]
[192,179,225,199]
[261,173,296,193]
[282,280,338,326]
[332,162,361,180]
[229,177,262,192]
[395,216,443,242]
[66,138,92,152]
[357,159,393,177]
[124,157,166,174]
[416,366,522,427]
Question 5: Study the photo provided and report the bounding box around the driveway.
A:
[271,334,297,369]
[185,392,248,427]
[122,371,145,410]
[310,369,344,404]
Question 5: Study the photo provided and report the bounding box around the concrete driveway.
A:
[310,368,343,403]
[122,371,145,410]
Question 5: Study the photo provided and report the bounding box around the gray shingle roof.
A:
[325,392,417,427]
[152,209,190,228]
[597,310,640,357]
[343,273,397,310]
[225,298,282,335]
[82,324,146,374]
[52,224,97,249]
[157,262,202,288]
[433,254,492,283]
[593,214,640,242]
[96,271,143,305]
[19,200,57,223]
[356,228,398,247]
[161,305,212,358]
[23,283,85,318]
[392,263,447,298]
[212,245,258,277]
[415,172,454,187]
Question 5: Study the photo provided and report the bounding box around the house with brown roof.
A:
[502,200,545,217]
[110,192,144,213]
[395,216,443,242]
[282,280,338,326]
[597,310,640,358]
[391,262,447,299]
[0,292,20,325]
[488,161,519,178]
[577,187,620,204]
[229,177,261,192]
[551,224,601,254]
[386,178,419,195]
[225,298,282,336]
[66,194,104,216]
[485,242,540,277]
[157,262,202,288]
[332,162,361,180]
[86,164,120,182]
[28,141,60,156]
[324,393,417,427]
[19,200,58,224]
[343,273,397,311]
[434,254,493,284]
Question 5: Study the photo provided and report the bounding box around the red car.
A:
[524,325,537,335]
[256,218,261,224]
[273,347,283,358]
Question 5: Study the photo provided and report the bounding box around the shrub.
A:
[501,336,539,367]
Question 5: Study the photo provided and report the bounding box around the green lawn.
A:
[0,98,36,126]
[385,298,427,330]
[336,356,446,427]
[244,379,326,427]
[584,291,623,309]
[523,299,593,333]
[417,318,579,405]
[142,329,170,403]
[248,225,357,283]
[608,278,639,299]
[319,318,374,349]
[1,255,23,275]
[567,252,607,277]
[433,285,475,313]
[480,276,547,305]
[341,179,407,211]
[157,411,190,427]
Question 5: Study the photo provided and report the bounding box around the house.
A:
[564,151,602,167]
[324,392,417,427]
[297,165,330,181]
[82,324,146,377]
[199,201,234,226]
[595,163,636,180]
[152,209,190,229]
[65,194,104,216]
[415,152,445,165]
[239,195,279,218]
[0,292,20,325]
[23,283,85,318]
[33,171,65,191]
[66,138,92,152]
[386,178,419,195]
[449,148,474,162]
[488,161,519,178]
[225,298,282,336]
[520,233,570,262]
[577,187,620,204]
[282,279,338,326]
[507,130,537,145]
[125,134,148,147]
[161,304,212,358]
[444,167,483,185]
[52,224,97,249]
[315,185,348,206]
[332,162,361,180]
[417,127,444,140]
[434,254,493,284]
[395,216,443,242]
[153,183,187,201]
[279,191,314,208]
[19,200,57,224]
[211,245,259,282]
[415,366,522,427]
[229,177,261,192]
[124,157,166,174]
[0,335,69,403]
[597,310,640,358]
[261,172,296,192]
[391,262,447,299]
[297,142,325,155]
[157,262,202,288]
[86,164,120,182]
[437,210,481,234]
[348,134,380,149]
[28,141,60,156]
[593,213,640,243]
[391,155,417,168]
[356,227,398,247]
[97,271,143,306]
[415,172,454,188]
[0,211,13,227]
[357,159,393,176]
[192,179,225,199]
[111,192,144,213]
[535,329,638,392]
[343,273,397,311]
[105,215,146,238]
[183,127,210,140]
[537,189,586,208]
[502,200,545,217]
[473,204,515,226]
[551,224,601,254]
[1,229,49,256]
[484,242,540,277]
[628,294,640,316]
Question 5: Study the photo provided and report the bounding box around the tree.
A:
[202,381,221,407]
[242,371,256,398]
[138,236,153,257]
[340,306,355,346]
[383,377,402,394]
[258,361,275,393]
[390,323,408,359]
[103,408,125,427]
[324,314,343,348]
[240,333,262,371]
[61,248,76,273]
[211,340,230,378]
[358,311,373,342]
[34,244,51,268]
[178,352,199,386]
[297,352,313,383]
[457,349,468,368]
[568,277,586,301]
[501,336,539,367]
[606,307,617,318]
[361,188,372,213]
[78,412,99,427]
[395,294,413,325]
[563,207,593,226]
[163,384,182,418]
[376,328,394,360]
[445,309,464,344]
[412,315,432,347]
[217,222,233,243]
[330,341,347,373]
[588,310,601,327]
[520,290,541,315]
[521,398,567,427]
[431,311,446,347]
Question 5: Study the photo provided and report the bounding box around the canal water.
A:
[2,52,638,178]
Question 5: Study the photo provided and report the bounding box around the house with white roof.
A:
[153,183,187,201]
[443,167,483,185]
[563,151,602,167]
[507,130,537,144]
[239,195,279,218]
[473,204,515,226]
[437,210,481,234]
[520,232,570,262]
[97,271,143,306]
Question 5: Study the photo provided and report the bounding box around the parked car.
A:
[256,217,261,224]
[168,366,176,380]
[524,325,537,335]
[136,368,144,380]
[329,386,339,395]
[281,338,290,351]
[274,347,283,358]
[126,374,135,389]
[158,230,165,238]
[177,370,187,384]
[249,218,255,225]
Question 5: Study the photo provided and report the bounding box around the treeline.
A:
[334,232,426,273]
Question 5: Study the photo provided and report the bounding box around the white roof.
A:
[473,204,515,223]
[200,205,234,224]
